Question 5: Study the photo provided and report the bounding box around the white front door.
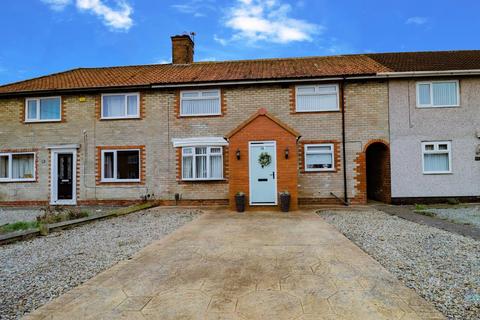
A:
[249,141,277,205]
[50,149,77,205]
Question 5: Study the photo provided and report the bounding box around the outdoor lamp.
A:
[285,147,289,159]
[236,149,241,160]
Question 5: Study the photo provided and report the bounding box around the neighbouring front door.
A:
[57,153,73,200]
[249,141,277,205]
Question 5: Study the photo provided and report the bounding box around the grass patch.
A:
[0,221,39,234]
[413,203,436,217]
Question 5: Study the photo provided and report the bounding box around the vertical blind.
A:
[417,81,458,107]
[296,85,338,112]
[102,94,139,118]
[424,154,449,172]
[181,90,221,116]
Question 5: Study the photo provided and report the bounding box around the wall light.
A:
[236,149,241,160]
[285,147,289,159]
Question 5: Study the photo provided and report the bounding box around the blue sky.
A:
[0,0,478,85]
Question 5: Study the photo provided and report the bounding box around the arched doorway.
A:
[365,142,391,203]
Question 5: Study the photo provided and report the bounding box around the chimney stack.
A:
[171,34,194,64]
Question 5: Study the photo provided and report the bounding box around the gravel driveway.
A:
[428,205,480,228]
[320,208,480,320]
[0,207,201,320]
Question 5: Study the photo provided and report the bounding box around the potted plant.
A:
[279,191,291,212]
[235,192,246,212]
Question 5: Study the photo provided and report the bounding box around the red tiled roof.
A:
[366,50,480,72]
[1,50,480,95]
[0,55,389,95]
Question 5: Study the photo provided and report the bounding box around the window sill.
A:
[294,109,340,114]
[100,116,141,121]
[304,169,336,173]
[181,178,226,182]
[0,179,36,183]
[179,114,223,118]
[416,105,460,109]
[25,119,61,123]
[422,172,453,175]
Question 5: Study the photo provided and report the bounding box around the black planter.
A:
[280,193,291,212]
[235,194,246,212]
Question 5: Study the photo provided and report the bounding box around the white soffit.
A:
[172,137,228,147]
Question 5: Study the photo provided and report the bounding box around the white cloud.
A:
[171,0,215,18]
[76,0,133,30]
[41,0,133,31]
[220,0,322,44]
[41,0,72,11]
[406,16,428,25]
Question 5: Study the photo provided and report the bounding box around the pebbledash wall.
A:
[0,80,389,206]
[389,77,480,203]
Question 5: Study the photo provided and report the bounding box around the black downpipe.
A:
[341,80,349,206]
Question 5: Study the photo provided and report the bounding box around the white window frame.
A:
[180,89,221,117]
[295,84,340,112]
[101,149,141,182]
[101,93,140,119]
[416,80,460,108]
[422,141,452,174]
[304,144,335,172]
[0,152,36,182]
[181,146,223,181]
[25,96,62,122]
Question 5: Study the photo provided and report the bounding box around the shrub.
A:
[0,221,39,233]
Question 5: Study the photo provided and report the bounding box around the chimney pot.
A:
[171,34,194,64]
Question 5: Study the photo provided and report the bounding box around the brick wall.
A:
[0,80,390,206]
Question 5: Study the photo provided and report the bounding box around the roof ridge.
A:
[366,49,480,56]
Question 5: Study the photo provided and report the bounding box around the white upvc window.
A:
[182,146,223,180]
[0,152,35,182]
[101,93,140,119]
[416,81,460,108]
[101,149,140,182]
[180,89,221,116]
[296,84,339,112]
[25,97,61,122]
[304,144,335,171]
[422,141,452,174]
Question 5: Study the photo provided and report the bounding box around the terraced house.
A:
[0,35,479,209]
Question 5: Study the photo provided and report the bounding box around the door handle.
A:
[271,171,275,179]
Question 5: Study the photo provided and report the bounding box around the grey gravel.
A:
[320,208,480,320]
[0,207,201,320]
[428,206,480,228]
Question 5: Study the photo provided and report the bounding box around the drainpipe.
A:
[340,80,349,206]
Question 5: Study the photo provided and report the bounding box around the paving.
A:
[23,211,444,320]
[373,204,480,241]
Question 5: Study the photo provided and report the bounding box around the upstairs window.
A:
[182,146,223,180]
[180,90,221,116]
[296,85,339,112]
[422,141,451,174]
[304,144,335,171]
[101,149,140,182]
[417,81,459,108]
[101,93,139,119]
[25,97,61,122]
[0,153,35,182]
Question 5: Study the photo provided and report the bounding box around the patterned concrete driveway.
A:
[24,211,444,320]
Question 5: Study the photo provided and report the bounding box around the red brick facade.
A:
[227,109,299,211]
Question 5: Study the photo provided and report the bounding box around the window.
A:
[296,85,339,112]
[417,81,459,108]
[304,144,334,171]
[180,90,221,116]
[25,97,61,122]
[101,149,140,182]
[182,146,223,180]
[422,142,452,174]
[0,153,35,182]
[101,93,140,119]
